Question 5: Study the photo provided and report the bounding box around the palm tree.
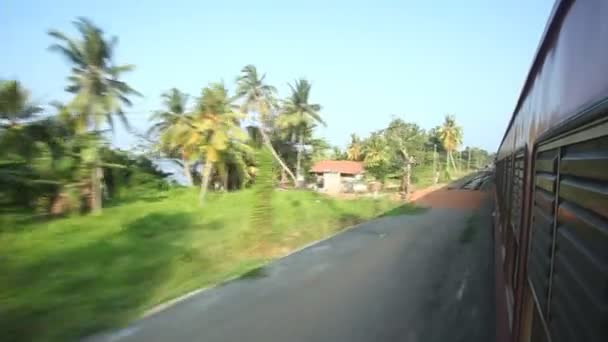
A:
[48,17,140,214]
[438,114,463,172]
[362,133,389,168]
[171,83,247,204]
[362,132,390,188]
[0,81,44,193]
[346,133,363,161]
[235,65,297,184]
[0,80,42,127]
[149,88,194,185]
[281,79,324,185]
[215,139,255,190]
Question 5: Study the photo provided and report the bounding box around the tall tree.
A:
[215,139,255,190]
[383,118,426,195]
[169,83,247,204]
[308,136,332,163]
[438,114,463,172]
[346,133,363,161]
[149,88,194,185]
[362,132,390,182]
[0,80,42,127]
[281,79,324,185]
[235,65,297,184]
[0,101,100,214]
[48,18,140,214]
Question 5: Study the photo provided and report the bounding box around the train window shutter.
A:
[529,122,608,342]
[512,154,525,236]
[528,148,558,316]
[510,153,525,290]
[547,135,608,342]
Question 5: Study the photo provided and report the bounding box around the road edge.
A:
[140,212,394,319]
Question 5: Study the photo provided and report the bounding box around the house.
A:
[310,160,364,193]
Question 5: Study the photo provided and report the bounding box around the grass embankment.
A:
[1,188,418,341]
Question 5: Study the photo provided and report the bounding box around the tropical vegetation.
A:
[0,18,495,342]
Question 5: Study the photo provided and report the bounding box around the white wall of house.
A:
[323,172,342,193]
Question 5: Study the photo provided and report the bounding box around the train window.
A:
[512,155,525,236]
[547,133,608,342]
[526,122,608,342]
[510,153,525,293]
[528,148,558,315]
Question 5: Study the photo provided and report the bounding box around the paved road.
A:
[89,197,495,342]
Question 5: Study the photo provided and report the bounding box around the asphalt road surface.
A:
[88,194,495,342]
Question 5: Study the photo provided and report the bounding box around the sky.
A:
[2,0,554,152]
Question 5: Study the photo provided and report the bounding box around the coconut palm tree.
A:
[149,88,194,185]
[346,133,363,161]
[362,133,389,167]
[0,80,42,127]
[215,139,255,190]
[170,83,248,204]
[48,17,140,214]
[362,132,390,183]
[280,79,324,185]
[438,114,463,172]
[235,64,297,184]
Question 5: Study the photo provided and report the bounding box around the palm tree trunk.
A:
[199,162,213,205]
[296,132,303,187]
[258,128,297,184]
[446,151,450,171]
[91,120,103,215]
[448,150,453,171]
[182,151,193,186]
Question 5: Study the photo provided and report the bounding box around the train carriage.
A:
[494,0,608,341]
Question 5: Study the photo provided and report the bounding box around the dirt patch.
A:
[408,184,445,201]
[413,188,489,209]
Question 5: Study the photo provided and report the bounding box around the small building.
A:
[310,160,364,193]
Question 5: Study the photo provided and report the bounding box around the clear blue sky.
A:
[2,0,554,152]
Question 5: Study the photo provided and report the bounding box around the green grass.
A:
[0,188,418,342]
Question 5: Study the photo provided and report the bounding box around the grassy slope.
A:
[0,188,418,342]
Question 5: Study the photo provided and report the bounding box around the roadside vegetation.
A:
[1,189,407,341]
[1,18,494,342]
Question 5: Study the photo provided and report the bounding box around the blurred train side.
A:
[493,1,608,341]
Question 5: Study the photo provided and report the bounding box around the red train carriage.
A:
[494,0,608,341]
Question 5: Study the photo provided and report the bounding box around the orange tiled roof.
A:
[310,160,364,175]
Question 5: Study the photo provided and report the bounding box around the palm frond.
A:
[115,111,130,131]
[109,64,135,76]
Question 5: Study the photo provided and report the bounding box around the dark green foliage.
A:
[0,80,43,125]
[101,148,171,201]
[0,114,170,214]
[0,116,89,210]
[356,117,494,187]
